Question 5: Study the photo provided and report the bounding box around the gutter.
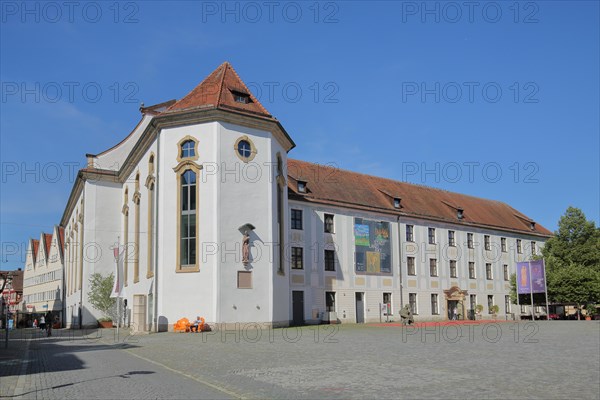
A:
[397,216,404,309]
[152,130,160,332]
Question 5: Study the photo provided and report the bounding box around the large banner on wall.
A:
[517,260,546,294]
[354,218,391,274]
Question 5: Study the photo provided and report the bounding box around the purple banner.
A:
[517,262,531,294]
[517,260,546,294]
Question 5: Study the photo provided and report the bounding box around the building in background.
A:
[22,226,65,327]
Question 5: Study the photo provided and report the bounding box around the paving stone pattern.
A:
[1,322,599,399]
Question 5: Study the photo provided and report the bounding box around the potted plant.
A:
[87,273,116,328]
[490,305,500,319]
[475,304,484,320]
[584,304,596,321]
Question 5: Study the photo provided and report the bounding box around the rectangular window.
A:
[428,228,436,244]
[469,262,475,279]
[448,230,455,246]
[291,209,303,230]
[409,293,418,315]
[291,247,303,269]
[531,241,536,255]
[517,239,522,254]
[383,292,392,315]
[406,225,414,242]
[407,257,416,276]
[431,294,439,315]
[488,295,494,313]
[503,264,509,281]
[505,295,511,314]
[486,263,493,280]
[450,260,457,278]
[324,214,334,233]
[470,294,477,312]
[237,271,252,289]
[326,291,336,312]
[324,249,335,271]
[501,237,507,252]
[429,259,438,277]
[484,235,491,251]
[467,233,474,249]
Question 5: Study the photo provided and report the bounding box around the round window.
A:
[237,140,252,158]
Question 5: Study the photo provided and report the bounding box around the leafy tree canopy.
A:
[542,207,600,305]
[87,273,116,320]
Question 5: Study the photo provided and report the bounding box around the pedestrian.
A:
[39,315,46,331]
[452,306,458,321]
[33,318,38,328]
[45,311,53,336]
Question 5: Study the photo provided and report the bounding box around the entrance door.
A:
[132,295,146,332]
[448,300,458,320]
[355,292,365,323]
[292,291,304,326]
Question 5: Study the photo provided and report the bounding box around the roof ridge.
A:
[215,62,228,108]
[167,62,228,111]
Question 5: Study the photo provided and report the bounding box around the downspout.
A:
[397,216,404,309]
[79,193,85,329]
[153,129,160,332]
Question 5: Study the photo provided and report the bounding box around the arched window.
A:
[181,140,196,159]
[148,154,155,174]
[180,170,197,267]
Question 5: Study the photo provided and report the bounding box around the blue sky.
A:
[1,1,598,269]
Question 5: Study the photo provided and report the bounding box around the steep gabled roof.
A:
[43,233,52,257]
[287,159,552,237]
[31,239,39,263]
[166,62,275,120]
[58,226,65,253]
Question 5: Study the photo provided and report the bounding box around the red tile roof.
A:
[44,233,52,257]
[166,62,274,120]
[32,239,39,263]
[58,227,65,253]
[287,159,552,237]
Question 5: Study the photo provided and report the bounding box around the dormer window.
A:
[297,180,307,193]
[530,221,536,230]
[457,208,464,220]
[231,90,251,104]
[394,198,401,209]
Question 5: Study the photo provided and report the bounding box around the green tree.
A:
[509,273,518,304]
[542,207,600,306]
[87,273,116,321]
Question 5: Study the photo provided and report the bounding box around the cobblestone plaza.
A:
[1,321,599,399]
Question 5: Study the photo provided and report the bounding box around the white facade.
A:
[51,63,550,330]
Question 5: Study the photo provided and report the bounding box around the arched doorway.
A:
[443,286,468,320]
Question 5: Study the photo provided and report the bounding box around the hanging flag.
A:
[517,260,547,294]
[517,261,531,294]
[110,239,125,298]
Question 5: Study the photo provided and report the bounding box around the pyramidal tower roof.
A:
[166,62,274,120]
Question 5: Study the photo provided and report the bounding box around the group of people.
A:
[33,311,54,336]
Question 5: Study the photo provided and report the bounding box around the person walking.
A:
[39,315,46,331]
[45,311,53,336]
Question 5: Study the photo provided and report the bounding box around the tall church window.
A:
[180,170,197,268]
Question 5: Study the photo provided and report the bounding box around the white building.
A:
[22,226,65,323]
[58,62,551,330]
